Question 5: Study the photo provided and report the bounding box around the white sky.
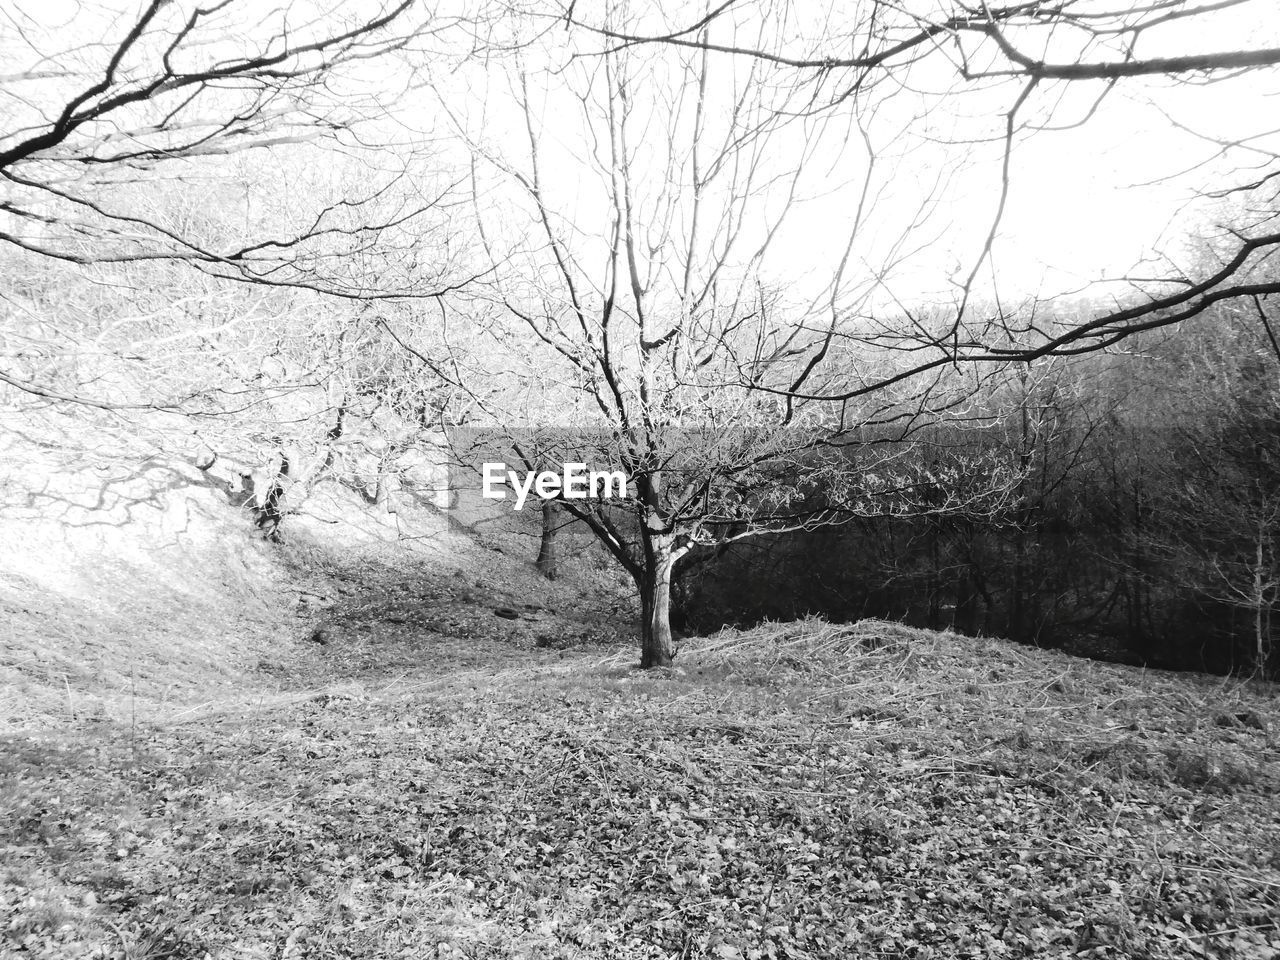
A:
[5,0,1280,312]
[415,1,1280,318]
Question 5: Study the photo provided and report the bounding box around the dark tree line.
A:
[679,295,1280,678]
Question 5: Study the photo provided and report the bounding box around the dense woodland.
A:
[679,297,1280,677]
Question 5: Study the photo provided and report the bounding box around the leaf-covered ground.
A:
[2,606,1278,959]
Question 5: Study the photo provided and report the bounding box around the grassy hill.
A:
[1,413,1277,960]
[2,604,1277,959]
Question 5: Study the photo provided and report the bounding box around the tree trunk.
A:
[639,537,677,668]
[375,471,398,514]
[257,449,290,542]
[536,500,559,580]
[954,568,977,635]
[927,518,942,630]
[1254,533,1266,673]
[1010,542,1027,642]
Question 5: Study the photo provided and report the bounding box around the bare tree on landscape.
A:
[8,0,1277,660]
[455,0,1280,671]
[444,14,1018,667]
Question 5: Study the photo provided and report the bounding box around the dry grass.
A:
[2,614,1278,959]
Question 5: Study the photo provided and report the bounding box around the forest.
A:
[678,309,1280,677]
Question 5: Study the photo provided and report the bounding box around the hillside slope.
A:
[2,617,1277,960]
[0,407,626,732]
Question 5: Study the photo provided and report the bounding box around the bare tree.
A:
[441,11,1016,667]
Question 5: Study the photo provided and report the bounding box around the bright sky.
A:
[416,0,1280,320]
[5,0,1280,313]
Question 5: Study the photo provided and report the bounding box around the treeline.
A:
[676,299,1280,678]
